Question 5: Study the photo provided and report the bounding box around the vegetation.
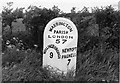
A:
[1,2,119,82]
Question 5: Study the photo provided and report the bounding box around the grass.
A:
[2,47,119,82]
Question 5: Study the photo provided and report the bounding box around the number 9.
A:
[50,52,53,58]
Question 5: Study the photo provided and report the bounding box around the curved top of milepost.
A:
[44,17,78,35]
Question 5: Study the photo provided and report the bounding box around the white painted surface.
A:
[118,1,120,10]
[43,17,78,74]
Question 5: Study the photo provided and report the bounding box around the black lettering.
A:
[56,39,60,44]
[59,30,61,34]
[55,22,59,26]
[50,52,53,58]
[67,48,70,53]
[69,36,73,39]
[48,35,51,38]
[54,30,57,34]
[54,30,68,34]
[43,47,49,54]
[44,44,61,59]
[59,22,65,26]
[49,21,73,32]
[53,24,56,27]
[67,25,73,32]
[61,53,76,59]
[62,39,67,44]
[52,35,56,38]
[62,55,66,59]
[47,35,73,39]
[66,23,69,27]
[66,31,68,34]
[49,25,55,32]
[62,47,77,53]
[49,28,52,32]
[57,35,61,38]
[70,29,73,32]
[62,49,66,53]
[61,35,64,38]
[67,59,71,65]
[65,36,68,39]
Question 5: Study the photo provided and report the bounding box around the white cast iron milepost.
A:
[43,17,78,75]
